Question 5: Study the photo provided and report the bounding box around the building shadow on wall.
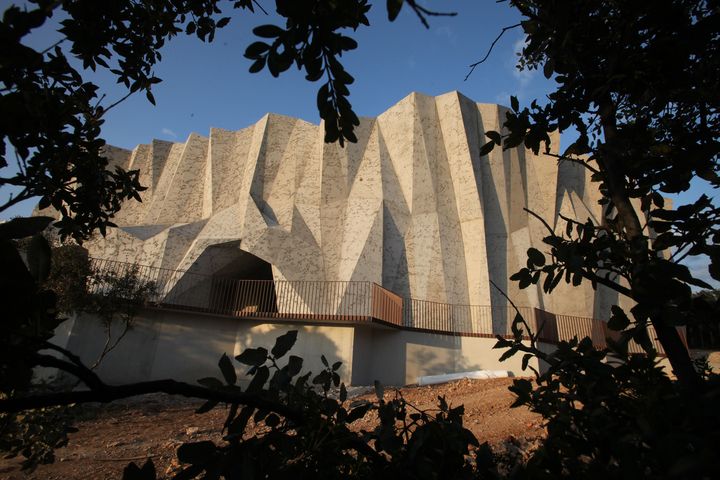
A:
[402,333,484,384]
[233,322,346,389]
[358,329,490,386]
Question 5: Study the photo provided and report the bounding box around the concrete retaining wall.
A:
[61,309,355,387]
[56,308,546,387]
[351,329,541,385]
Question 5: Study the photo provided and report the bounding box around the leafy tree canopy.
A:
[0,0,452,241]
[477,0,719,390]
[2,0,720,477]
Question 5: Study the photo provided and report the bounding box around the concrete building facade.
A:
[49,91,634,386]
[87,91,618,325]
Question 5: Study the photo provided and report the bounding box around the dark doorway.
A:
[183,241,277,315]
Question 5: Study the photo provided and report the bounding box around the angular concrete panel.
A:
[87,91,611,326]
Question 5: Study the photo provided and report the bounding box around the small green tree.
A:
[80,264,158,370]
[29,239,158,371]
[42,243,92,314]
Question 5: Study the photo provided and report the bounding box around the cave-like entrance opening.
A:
[185,241,278,316]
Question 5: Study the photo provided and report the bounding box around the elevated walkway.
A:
[88,258,676,356]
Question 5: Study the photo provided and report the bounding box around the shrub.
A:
[497,313,720,479]
[124,330,488,480]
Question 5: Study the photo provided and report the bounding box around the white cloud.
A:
[161,127,178,139]
[435,25,458,45]
[510,36,536,92]
[512,36,527,58]
[513,67,535,87]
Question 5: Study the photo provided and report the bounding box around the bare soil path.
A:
[0,378,544,479]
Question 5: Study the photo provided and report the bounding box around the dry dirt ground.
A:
[0,378,545,479]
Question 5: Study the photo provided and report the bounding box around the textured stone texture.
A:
[87,91,616,327]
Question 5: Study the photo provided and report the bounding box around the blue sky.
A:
[1,0,717,287]
[0,0,556,217]
[93,1,553,149]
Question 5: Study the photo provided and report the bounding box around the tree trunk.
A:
[597,97,701,391]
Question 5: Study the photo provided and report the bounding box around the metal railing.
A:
[88,258,403,327]
[402,299,536,337]
[88,258,683,356]
[529,310,682,355]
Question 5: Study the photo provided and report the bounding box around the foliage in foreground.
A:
[0,217,78,467]
[479,0,720,391]
[2,0,720,477]
[122,319,720,480]
[2,214,719,479]
[0,219,157,468]
[478,1,720,474]
[1,0,451,241]
[496,309,720,479]
[124,330,485,480]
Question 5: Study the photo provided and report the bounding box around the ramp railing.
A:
[88,258,683,355]
[88,258,403,327]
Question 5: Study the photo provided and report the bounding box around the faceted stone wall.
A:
[86,91,619,326]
